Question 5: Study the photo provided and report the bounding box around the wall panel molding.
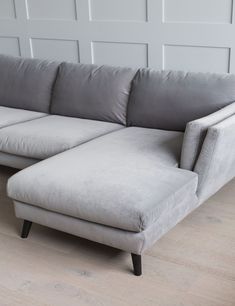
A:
[0,0,234,72]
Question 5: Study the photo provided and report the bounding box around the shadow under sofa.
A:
[0,55,235,276]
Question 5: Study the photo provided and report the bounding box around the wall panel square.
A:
[0,0,16,19]
[164,45,230,73]
[27,0,77,20]
[31,39,79,62]
[89,0,147,21]
[0,37,20,56]
[164,0,233,24]
[92,42,148,67]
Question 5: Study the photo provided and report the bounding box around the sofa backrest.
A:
[2,55,235,131]
[51,62,136,125]
[127,69,235,131]
[0,55,58,113]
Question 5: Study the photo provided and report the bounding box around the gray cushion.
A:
[51,62,136,125]
[0,152,38,169]
[7,127,193,232]
[0,115,122,159]
[0,55,58,113]
[127,69,235,131]
[0,106,47,128]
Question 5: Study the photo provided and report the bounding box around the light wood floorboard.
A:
[0,166,234,306]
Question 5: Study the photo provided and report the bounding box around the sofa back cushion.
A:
[127,69,235,131]
[51,62,136,125]
[0,55,58,113]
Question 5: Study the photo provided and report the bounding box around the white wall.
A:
[0,0,234,73]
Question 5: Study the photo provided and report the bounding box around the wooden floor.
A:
[0,166,234,306]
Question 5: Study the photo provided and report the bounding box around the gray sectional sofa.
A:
[1,55,235,276]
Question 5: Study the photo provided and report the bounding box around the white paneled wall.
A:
[0,0,235,73]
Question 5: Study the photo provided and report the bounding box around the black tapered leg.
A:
[21,220,32,238]
[131,253,142,276]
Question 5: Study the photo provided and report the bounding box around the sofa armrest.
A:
[194,114,235,202]
[180,102,235,170]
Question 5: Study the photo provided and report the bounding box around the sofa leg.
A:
[131,253,142,276]
[21,220,32,239]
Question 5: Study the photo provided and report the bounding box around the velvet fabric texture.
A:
[7,127,188,232]
[0,106,47,128]
[13,193,199,255]
[0,152,38,169]
[194,115,235,202]
[0,55,58,113]
[181,102,235,170]
[51,62,136,125]
[128,69,235,131]
[0,115,122,159]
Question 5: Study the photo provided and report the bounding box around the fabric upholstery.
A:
[181,102,235,170]
[194,115,235,202]
[51,62,136,125]
[7,127,197,232]
[13,191,199,254]
[0,152,38,169]
[127,69,235,131]
[0,55,58,113]
[0,106,47,128]
[0,115,122,159]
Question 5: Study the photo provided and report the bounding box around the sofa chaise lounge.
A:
[1,55,235,276]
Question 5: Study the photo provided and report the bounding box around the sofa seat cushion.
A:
[0,115,122,159]
[0,106,47,128]
[7,127,198,232]
[0,152,38,169]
